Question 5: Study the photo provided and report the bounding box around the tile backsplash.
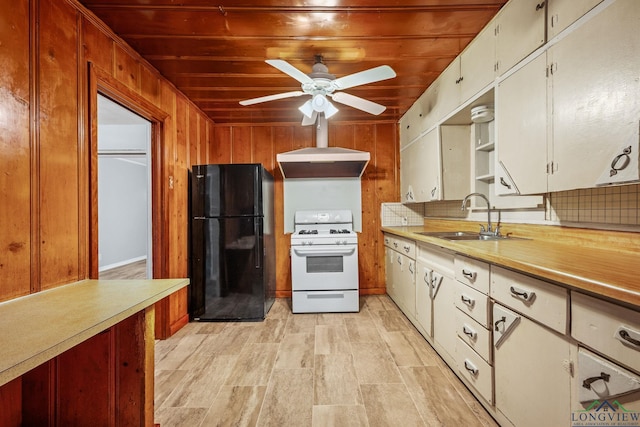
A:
[380,203,424,226]
[418,183,640,229]
[548,184,639,226]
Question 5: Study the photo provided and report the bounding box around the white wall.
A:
[98,155,148,269]
[97,107,151,270]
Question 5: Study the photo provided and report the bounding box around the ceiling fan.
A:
[239,55,396,125]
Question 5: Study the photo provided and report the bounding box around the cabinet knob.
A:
[464,360,478,376]
[462,269,477,281]
[618,328,640,348]
[500,177,512,190]
[609,146,632,177]
[582,372,610,390]
[535,2,545,11]
[509,286,535,303]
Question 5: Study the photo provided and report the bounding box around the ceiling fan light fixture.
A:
[323,100,339,119]
[312,94,339,118]
[299,99,314,118]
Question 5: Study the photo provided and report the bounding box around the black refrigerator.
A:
[189,164,275,321]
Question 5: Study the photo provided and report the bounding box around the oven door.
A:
[291,245,358,291]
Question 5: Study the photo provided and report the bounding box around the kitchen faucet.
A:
[461,193,500,237]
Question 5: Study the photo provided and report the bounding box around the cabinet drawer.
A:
[572,292,640,373]
[576,347,640,408]
[456,338,494,405]
[455,255,490,294]
[417,243,455,277]
[388,236,415,259]
[456,310,492,364]
[490,266,568,334]
[455,281,490,328]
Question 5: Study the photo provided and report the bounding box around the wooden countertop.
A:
[382,225,640,310]
[0,278,189,387]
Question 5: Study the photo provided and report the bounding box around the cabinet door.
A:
[495,0,546,75]
[398,256,416,317]
[417,84,441,134]
[494,303,572,427]
[432,274,457,363]
[440,125,471,200]
[549,0,640,191]
[496,52,548,195]
[435,57,461,120]
[460,22,496,104]
[388,250,403,305]
[415,262,433,338]
[385,247,397,301]
[548,0,604,39]
[400,140,419,203]
[400,129,440,203]
[399,102,422,147]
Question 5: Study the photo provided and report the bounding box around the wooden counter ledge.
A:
[0,278,189,387]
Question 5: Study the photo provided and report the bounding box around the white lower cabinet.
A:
[415,260,433,338]
[574,347,640,414]
[493,303,572,427]
[417,243,457,364]
[383,235,416,317]
[432,274,457,364]
[456,338,494,405]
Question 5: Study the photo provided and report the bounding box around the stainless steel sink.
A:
[416,231,528,241]
[416,231,477,238]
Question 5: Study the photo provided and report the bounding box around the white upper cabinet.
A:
[495,52,548,195]
[400,126,470,203]
[547,0,604,38]
[399,102,422,148]
[435,57,462,121]
[460,22,496,104]
[495,0,546,75]
[400,128,440,203]
[548,0,640,191]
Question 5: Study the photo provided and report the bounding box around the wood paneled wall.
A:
[207,122,399,296]
[0,0,212,334]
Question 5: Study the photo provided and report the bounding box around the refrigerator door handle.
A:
[255,219,262,269]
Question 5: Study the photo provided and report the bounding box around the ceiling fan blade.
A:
[239,91,306,106]
[301,111,318,126]
[330,92,386,115]
[332,65,396,90]
[266,59,314,85]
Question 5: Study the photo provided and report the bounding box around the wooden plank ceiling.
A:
[79,0,507,125]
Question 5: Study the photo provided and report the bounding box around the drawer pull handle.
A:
[509,286,535,302]
[403,245,410,253]
[495,316,506,331]
[462,269,476,280]
[582,372,610,390]
[463,325,477,340]
[461,295,475,307]
[618,329,640,348]
[464,360,478,376]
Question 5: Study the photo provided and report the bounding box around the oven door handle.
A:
[293,248,356,257]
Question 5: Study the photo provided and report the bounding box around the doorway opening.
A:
[97,94,152,280]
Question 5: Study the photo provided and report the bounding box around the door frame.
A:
[87,63,169,281]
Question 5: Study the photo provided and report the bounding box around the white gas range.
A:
[290,210,359,313]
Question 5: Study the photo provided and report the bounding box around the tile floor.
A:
[154,295,499,427]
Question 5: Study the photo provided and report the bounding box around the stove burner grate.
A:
[299,229,318,235]
[330,229,351,234]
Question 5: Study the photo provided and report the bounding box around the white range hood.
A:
[277,116,370,179]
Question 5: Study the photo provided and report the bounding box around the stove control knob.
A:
[342,240,348,245]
